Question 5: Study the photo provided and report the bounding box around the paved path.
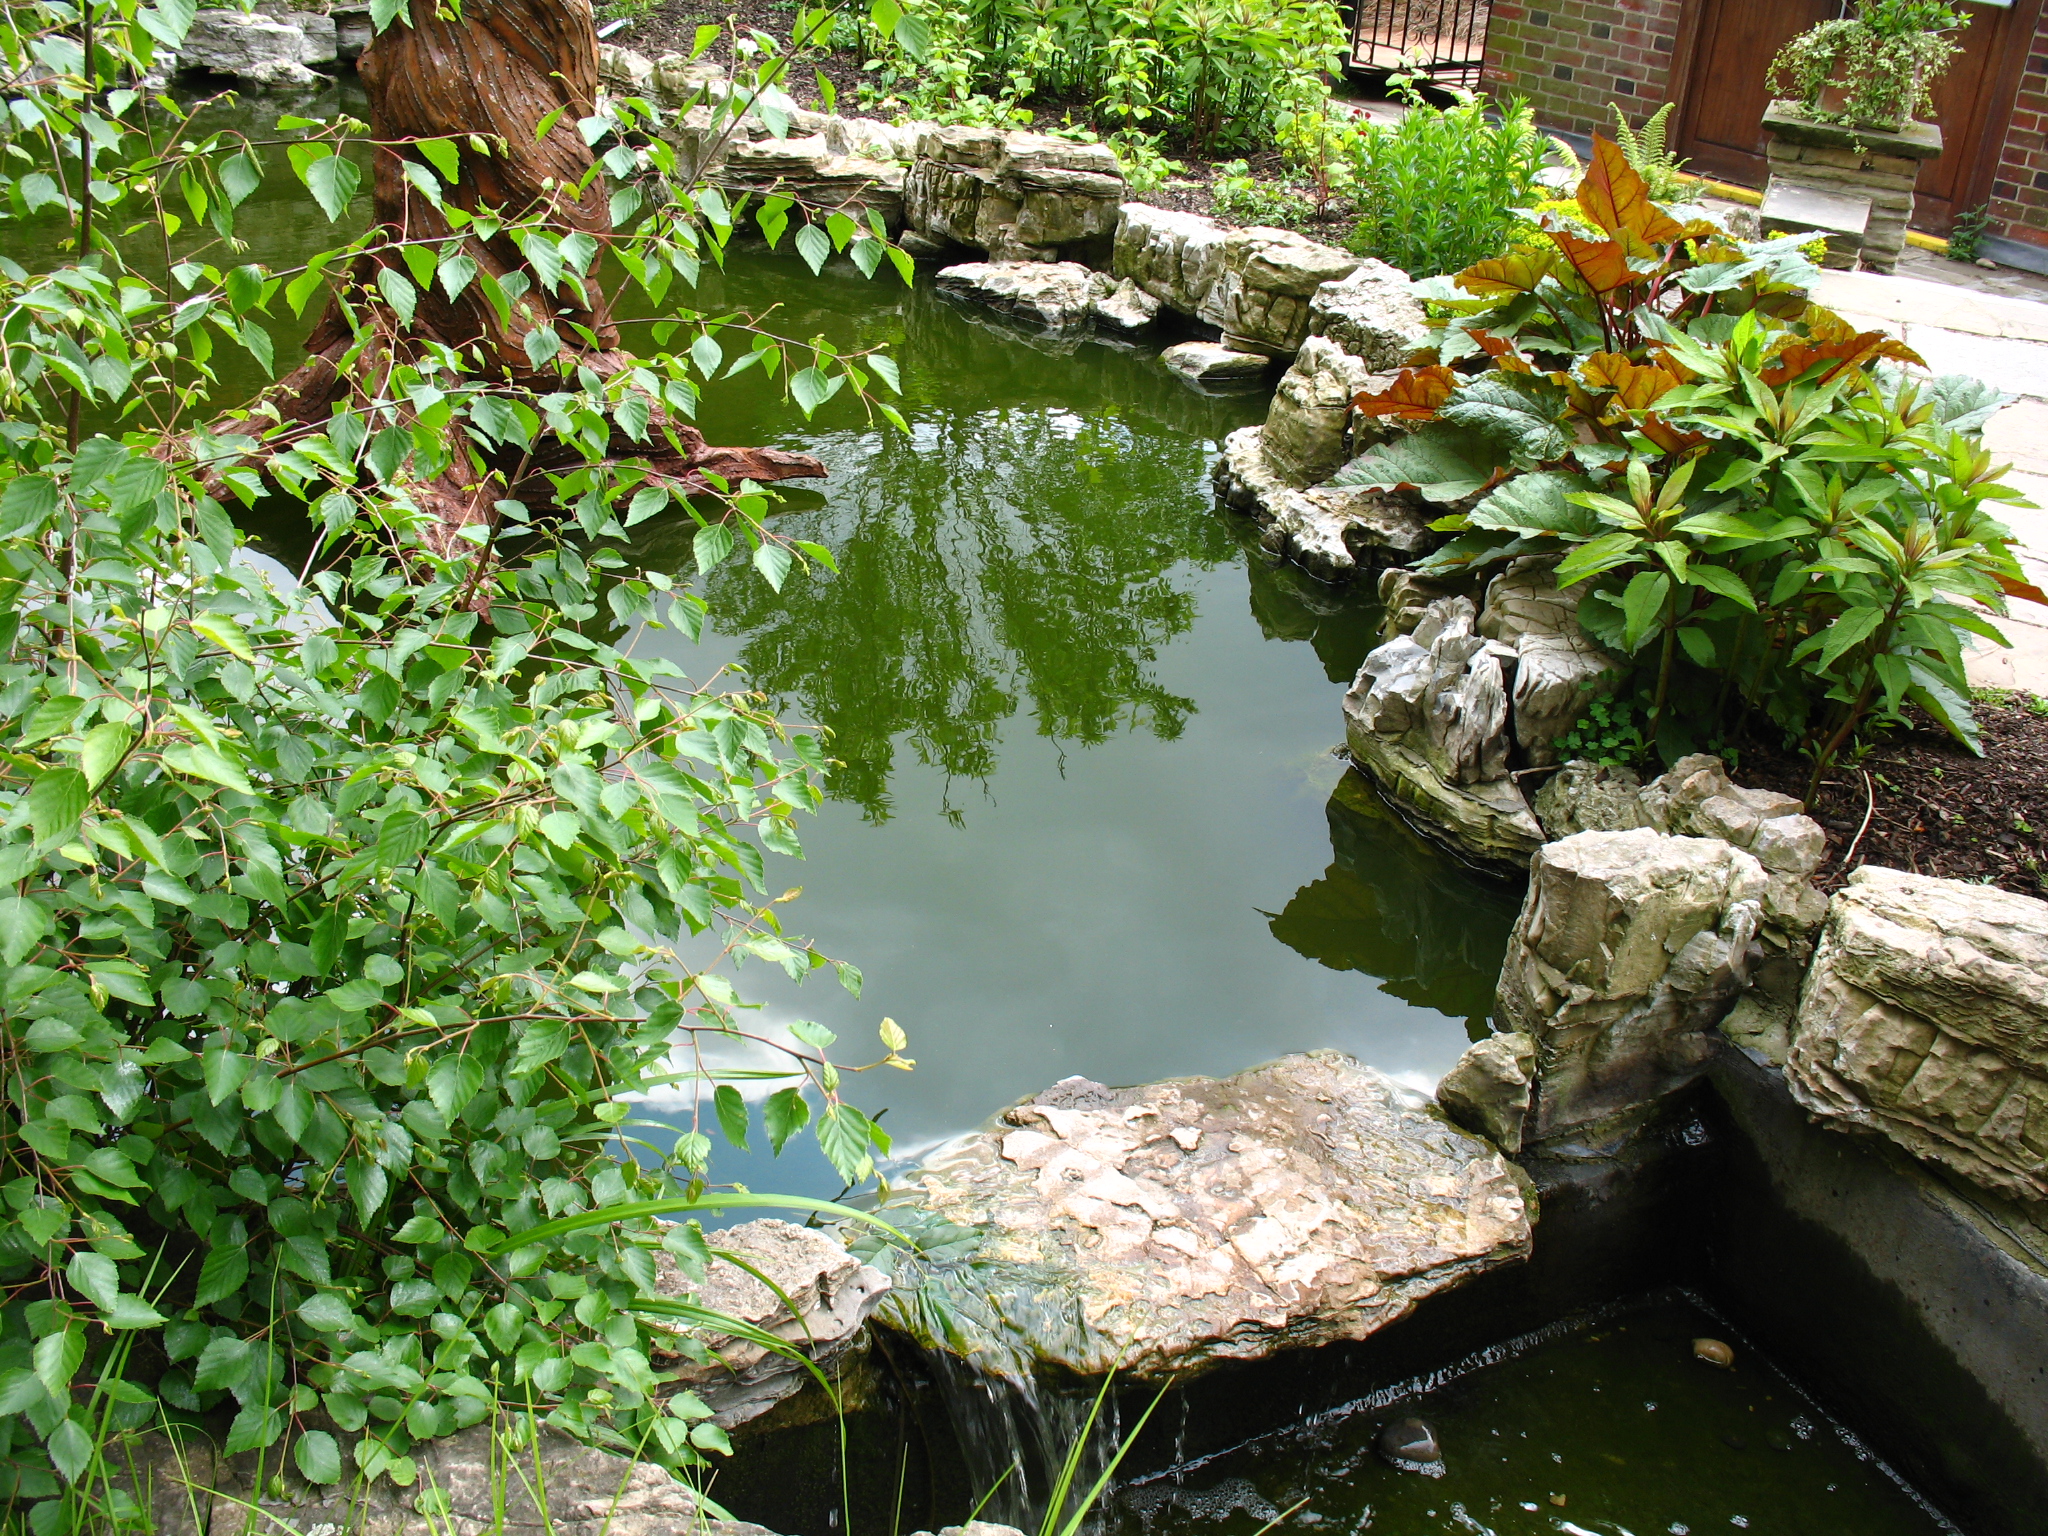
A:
[1814,269,2048,694]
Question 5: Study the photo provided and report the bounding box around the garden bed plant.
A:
[1329,138,2044,794]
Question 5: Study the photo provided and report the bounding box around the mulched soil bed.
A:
[1737,695,2048,901]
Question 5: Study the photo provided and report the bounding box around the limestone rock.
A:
[1113,201,1231,315]
[1161,340,1270,385]
[874,1052,1532,1378]
[1379,567,1472,640]
[906,129,1125,264]
[1642,754,1829,941]
[1344,597,1543,866]
[1498,828,1768,1146]
[1437,1032,1538,1152]
[1787,867,2048,1205]
[1532,753,1828,945]
[598,43,657,92]
[647,1219,890,1428]
[935,261,1110,332]
[1262,334,1375,485]
[1308,259,1431,371]
[1533,761,1647,840]
[1346,733,1546,867]
[1211,424,1294,517]
[178,10,324,86]
[1090,275,1161,332]
[1480,558,1582,645]
[1258,486,1439,580]
[717,137,906,229]
[1478,559,1624,768]
[823,115,924,162]
[1199,227,1363,357]
[285,11,336,64]
[332,3,372,61]
[99,1423,781,1536]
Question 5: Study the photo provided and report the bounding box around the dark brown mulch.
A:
[1735,695,2048,901]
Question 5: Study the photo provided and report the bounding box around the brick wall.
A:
[1480,0,1688,139]
[1987,12,2048,247]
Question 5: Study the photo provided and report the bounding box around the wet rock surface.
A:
[874,1051,1533,1379]
[1161,339,1271,385]
[1498,828,1768,1149]
[100,1423,780,1536]
[1787,866,2048,1206]
[1376,1416,1446,1473]
[935,261,1110,332]
[648,1218,890,1428]
[1342,596,1545,866]
[905,127,1125,264]
[1436,1030,1538,1153]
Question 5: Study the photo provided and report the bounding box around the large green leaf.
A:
[1331,422,1511,504]
[1437,374,1574,466]
[1465,469,1601,538]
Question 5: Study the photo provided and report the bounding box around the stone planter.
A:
[1759,102,1941,275]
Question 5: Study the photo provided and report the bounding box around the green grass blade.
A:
[1052,1382,1171,1536]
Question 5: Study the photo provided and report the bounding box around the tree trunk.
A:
[261,0,822,543]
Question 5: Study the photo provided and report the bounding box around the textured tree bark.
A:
[258,0,822,543]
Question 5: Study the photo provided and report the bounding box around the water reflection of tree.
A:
[624,267,1256,822]
[697,406,1238,820]
[1267,773,1524,1028]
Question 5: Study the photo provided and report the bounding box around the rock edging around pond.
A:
[867,1051,1533,1381]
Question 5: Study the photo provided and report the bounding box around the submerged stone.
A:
[1376,1416,1445,1473]
[871,1051,1533,1379]
[1695,1337,1736,1368]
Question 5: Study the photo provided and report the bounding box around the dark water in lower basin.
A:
[1104,1292,1952,1536]
[618,253,1525,1195]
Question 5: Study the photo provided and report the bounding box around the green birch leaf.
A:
[762,1087,810,1154]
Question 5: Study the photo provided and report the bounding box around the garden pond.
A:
[28,96,1969,1534]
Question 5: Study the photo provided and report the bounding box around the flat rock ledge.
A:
[874,1051,1532,1379]
[1788,866,2048,1208]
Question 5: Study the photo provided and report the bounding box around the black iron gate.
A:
[1348,0,1495,90]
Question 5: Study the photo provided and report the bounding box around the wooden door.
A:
[1668,0,2043,234]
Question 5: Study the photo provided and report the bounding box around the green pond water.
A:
[1097,1292,1955,1536]
[616,251,1525,1195]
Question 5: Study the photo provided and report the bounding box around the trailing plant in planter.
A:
[1766,0,1970,132]
[1328,139,2043,788]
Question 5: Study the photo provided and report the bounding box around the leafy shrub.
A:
[1610,102,1688,204]
[1947,204,1993,263]
[0,1,916,1522]
[1334,139,2042,788]
[1344,86,1561,279]
[1555,695,1652,769]
[858,0,1348,153]
[1210,160,1316,229]
[1767,1,1968,129]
